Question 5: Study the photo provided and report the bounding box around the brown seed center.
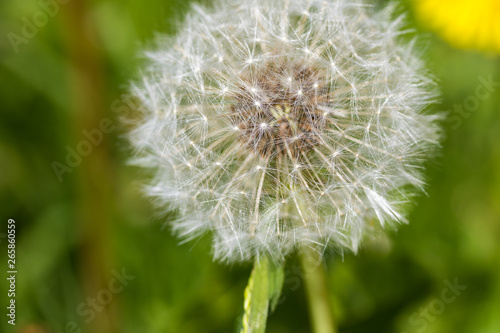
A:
[229,62,326,158]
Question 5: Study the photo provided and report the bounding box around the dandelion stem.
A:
[299,247,337,333]
[240,256,285,333]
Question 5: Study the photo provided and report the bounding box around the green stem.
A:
[240,256,285,333]
[299,247,337,333]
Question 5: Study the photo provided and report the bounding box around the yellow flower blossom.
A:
[413,0,500,53]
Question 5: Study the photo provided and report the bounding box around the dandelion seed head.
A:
[129,0,441,263]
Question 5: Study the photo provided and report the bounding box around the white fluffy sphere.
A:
[129,0,441,262]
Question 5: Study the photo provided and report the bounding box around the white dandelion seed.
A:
[128,0,441,263]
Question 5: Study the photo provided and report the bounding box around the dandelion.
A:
[129,0,441,331]
[129,0,440,264]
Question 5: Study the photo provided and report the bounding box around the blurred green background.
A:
[1,0,499,332]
